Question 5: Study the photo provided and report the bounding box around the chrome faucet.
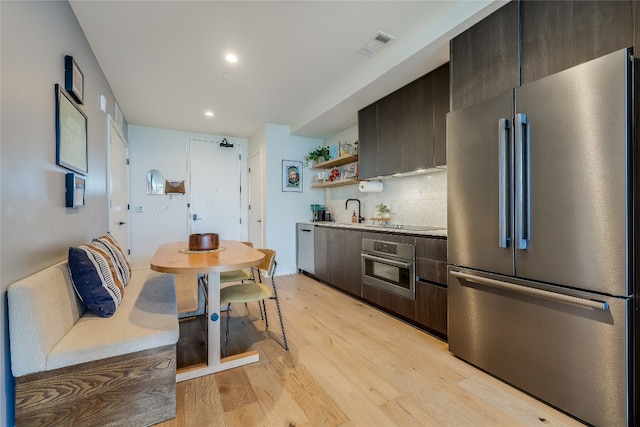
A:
[345,198,364,223]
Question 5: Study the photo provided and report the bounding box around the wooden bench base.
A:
[15,345,176,427]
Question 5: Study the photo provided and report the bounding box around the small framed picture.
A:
[282,160,303,192]
[65,55,84,104]
[65,173,86,207]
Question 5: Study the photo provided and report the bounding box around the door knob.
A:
[257,219,262,223]
[192,214,203,221]
[118,221,127,225]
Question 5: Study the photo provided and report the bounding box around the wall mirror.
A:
[146,169,164,195]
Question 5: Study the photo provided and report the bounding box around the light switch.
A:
[135,205,144,212]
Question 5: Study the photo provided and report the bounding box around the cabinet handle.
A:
[450,270,609,311]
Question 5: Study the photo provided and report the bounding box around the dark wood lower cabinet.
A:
[313,227,362,297]
[313,227,448,340]
[362,283,416,321]
[314,226,329,282]
[415,280,447,337]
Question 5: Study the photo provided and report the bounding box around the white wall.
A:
[261,123,324,274]
[128,125,248,268]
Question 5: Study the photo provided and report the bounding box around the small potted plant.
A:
[376,203,392,220]
[305,146,331,167]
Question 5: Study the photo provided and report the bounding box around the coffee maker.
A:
[310,204,331,222]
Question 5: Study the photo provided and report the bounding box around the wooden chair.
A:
[220,249,289,356]
[219,241,255,284]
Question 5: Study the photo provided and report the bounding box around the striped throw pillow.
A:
[68,245,125,318]
[92,232,131,287]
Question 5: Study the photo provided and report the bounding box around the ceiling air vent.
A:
[356,31,396,56]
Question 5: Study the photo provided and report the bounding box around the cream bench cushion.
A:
[8,263,178,377]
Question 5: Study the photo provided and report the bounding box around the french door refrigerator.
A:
[447,47,634,426]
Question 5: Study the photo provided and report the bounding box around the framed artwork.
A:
[56,84,88,175]
[65,173,86,207]
[64,55,84,104]
[282,160,302,192]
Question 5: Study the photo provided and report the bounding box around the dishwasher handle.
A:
[450,270,609,311]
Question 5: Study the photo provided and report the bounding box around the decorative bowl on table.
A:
[189,233,219,251]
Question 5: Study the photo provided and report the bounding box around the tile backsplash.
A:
[323,170,447,227]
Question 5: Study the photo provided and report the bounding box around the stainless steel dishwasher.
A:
[296,223,314,274]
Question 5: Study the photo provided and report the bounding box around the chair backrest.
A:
[255,249,276,277]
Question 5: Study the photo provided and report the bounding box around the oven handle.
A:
[361,253,413,269]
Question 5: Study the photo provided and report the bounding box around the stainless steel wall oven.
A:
[361,238,415,299]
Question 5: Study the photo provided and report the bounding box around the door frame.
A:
[107,115,130,255]
[248,150,264,247]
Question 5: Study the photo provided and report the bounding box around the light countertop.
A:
[298,221,447,238]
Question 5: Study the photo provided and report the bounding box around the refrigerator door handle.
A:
[498,118,511,248]
[450,270,610,311]
[515,113,529,250]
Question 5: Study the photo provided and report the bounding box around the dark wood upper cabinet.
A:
[433,63,449,167]
[376,84,409,176]
[357,103,378,180]
[451,1,638,110]
[450,1,519,111]
[520,1,634,84]
[358,65,448,178]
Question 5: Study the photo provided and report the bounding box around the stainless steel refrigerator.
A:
[447,47,633,426]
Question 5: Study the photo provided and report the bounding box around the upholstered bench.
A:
[8,262,179,426]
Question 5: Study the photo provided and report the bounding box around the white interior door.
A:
[108,117,130,256]
[248,151,263,247]
[189,138,241,240]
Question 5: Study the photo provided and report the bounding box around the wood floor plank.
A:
[216,368,259,412]
[458,375,581,427]
[159,273,587,427]
[245,363,311,427]
[298,344,399,426]
[181,374,226,427]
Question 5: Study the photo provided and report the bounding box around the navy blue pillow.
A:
[68,245,124,318]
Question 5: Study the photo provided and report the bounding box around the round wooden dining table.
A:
[151,240,264,382]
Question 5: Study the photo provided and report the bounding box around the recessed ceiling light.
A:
[225,53,238,63]
[205,111,214,117]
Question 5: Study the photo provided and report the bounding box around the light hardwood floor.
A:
[159,273,585,427]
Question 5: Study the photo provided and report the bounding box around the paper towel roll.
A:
[359,181,383,192]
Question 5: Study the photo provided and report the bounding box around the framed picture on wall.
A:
[282,160,302,192]
[56,84,88,175]
[65,173,86,207]
[64,55,84,104]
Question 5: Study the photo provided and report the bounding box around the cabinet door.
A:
[415,281,447,337]
[343,229,362,297]
[357,104,378,179]
[314,226,328,282]
[326,228,345,290]
[450,1,519,111]
[520,1,634,84]
[376,86,408,176]
[433,63,449,167]
[407,73,434,172]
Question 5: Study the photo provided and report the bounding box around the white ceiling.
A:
[69,1,505,140]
